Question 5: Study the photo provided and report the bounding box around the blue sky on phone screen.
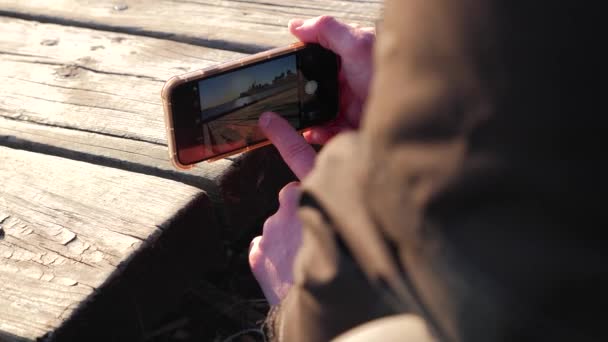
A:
[198,54,296,110]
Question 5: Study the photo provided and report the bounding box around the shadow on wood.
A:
[42,195,225,342]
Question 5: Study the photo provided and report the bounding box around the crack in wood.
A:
[0,10,272,54]
[0,49,45,59]
[36,245,100,269]
[17,93,142,115]
[1,237,38,256]
[103,228,145,243]
[0,134,223,193]
[1,238,71,269]
[5,226,108,269]
[5,76,161,106]
[2,249,14,259]
[0,54,166,83]
[0,112,167,146]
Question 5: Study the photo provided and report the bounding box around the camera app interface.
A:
[197,54,303,154]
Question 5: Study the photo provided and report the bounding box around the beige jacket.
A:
[268,0,604,341]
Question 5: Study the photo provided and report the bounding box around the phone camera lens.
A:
[305,80,318,95]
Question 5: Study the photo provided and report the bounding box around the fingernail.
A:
[302,130,312,141]
[260,112,272,128]
[289,19,305,29]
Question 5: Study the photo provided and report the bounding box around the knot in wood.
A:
[113,4,129,11]
[40,39,59,46]
[55,64,81,78]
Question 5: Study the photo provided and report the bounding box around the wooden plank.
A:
[0,17,297,235]
[0,17,234,214]
[0,0,383,53]
[0,116,296,235]
[0,116,232,199]
[0,145,223,341]
[0,16,246,144]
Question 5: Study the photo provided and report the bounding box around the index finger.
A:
[259,112,316,179]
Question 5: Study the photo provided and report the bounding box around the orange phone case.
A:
[161,41,308,170]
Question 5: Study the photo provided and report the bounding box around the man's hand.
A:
[248,15,375,305]
[248,181,302,305]
[289,16,375,144]
[248,112,316,305]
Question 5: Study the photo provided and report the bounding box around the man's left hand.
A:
[248,111,316,305]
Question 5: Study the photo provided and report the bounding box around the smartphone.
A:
[161,42,340,169]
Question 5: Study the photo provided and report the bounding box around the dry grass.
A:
[145,225,269,342]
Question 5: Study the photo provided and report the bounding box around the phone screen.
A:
[171,44,338,165]
[198,54,300,148]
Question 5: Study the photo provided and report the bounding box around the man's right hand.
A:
[248,16,376,306]
[288,16,376,144]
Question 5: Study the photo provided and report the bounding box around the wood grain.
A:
[0,17,296,236]
[0,116,297,235]
[0,0,383,53]
[0,145,215,340]
[0,116,232,199]
[0,16,246,144]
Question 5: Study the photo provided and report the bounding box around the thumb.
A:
[289,16,359,57]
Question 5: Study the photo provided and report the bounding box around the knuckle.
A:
[248,237,263,266]
[349,32,374,54]
[360,31,376,46]
[316,15,337,28]
[262,215,276,235]
[278,182,301,205]
[361,27,376,35]
[258,235,272,253]
[249,252,263,273]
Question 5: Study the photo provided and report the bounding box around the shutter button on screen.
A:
[305,80,318,95]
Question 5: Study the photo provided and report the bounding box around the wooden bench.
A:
[0,1,382,340]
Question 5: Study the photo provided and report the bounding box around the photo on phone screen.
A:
[198,54,300,148]
[168,44,339,166]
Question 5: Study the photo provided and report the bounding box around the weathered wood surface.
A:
[0,16,245,144]
[0,145,223,340]
[0,17,296,227]
[0,1,381,340]
[0,15,237,200]
[0,10,297,342]
[0,115,296,234]
[0,17,294,212]
[0,0,382,53]
[0,116,231,196]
